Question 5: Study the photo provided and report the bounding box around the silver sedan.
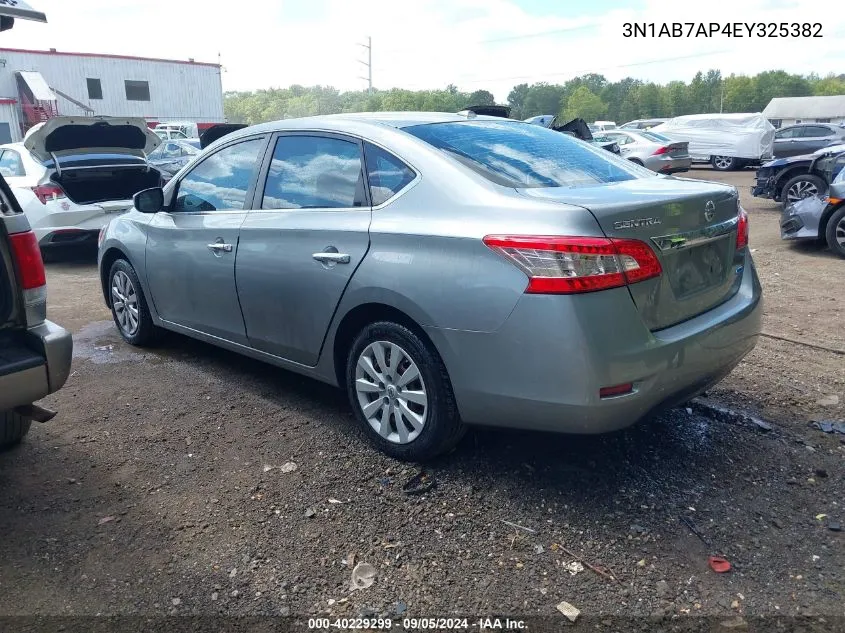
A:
[600,129,692,174]
[98,112,761,461]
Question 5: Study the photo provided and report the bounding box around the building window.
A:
[124,80,150,101]
[817,118,831,123]
[769,119,782,129]
[86,78,103,100]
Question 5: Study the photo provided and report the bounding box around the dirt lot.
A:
[1,168,843,629]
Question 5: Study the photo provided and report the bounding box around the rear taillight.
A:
[652,146,668,155]
[9,230,46,289]
[31,184,66,205]
[483,235,662,294]
[736,208,749,250]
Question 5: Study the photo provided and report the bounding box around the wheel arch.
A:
[773,165,812,194]
[820,201,845,240]
[330,302,444,389]
[99,246,129,307]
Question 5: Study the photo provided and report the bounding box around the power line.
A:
[393,49,734,90]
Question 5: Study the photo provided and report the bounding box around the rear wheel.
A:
[0,411,32,449]
[346,321,465,461]
[711,155,737,171]
[108,259,160,346]
[825,206,845,258]
[782,174,827,210]
[628,158,644,166]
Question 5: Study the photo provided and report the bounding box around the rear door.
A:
[235,132,375,366]
[145,135,268,345]
[799,125,837,154]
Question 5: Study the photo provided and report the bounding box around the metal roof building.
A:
[763,95,845,127]
[0,47,225,143]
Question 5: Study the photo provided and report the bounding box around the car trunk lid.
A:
[518,177,746,330]
[24,116,160,162]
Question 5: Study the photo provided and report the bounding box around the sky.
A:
[3,0,844,101]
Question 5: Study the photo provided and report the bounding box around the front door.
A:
[236,133,373,366]
[145,135,268,345]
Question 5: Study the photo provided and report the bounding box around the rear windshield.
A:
[640,131,671,143]
[404,120,654,189]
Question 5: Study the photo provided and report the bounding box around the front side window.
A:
[364,142,416,205]
[0,150,25,177]
[173,138,264,212]
[125,80,150,101]
[261,135,364,209]
[775,127,800,139]
[405,120,651,189]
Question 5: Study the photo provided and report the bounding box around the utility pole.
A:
[720,82,724,113]
[357,36,372,94]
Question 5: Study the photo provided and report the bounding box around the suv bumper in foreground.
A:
[0,320,72,411]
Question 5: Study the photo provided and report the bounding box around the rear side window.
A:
[801,126,832,138]
[0,150,25,177]
[261,135,365,209]
[173,138,264,212]
[364,142,416,205]
[404,120,649,189]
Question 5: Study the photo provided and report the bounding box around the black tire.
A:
[107,259,160,346]
[345,321,465,462]
[781,174,827,210]
[628,158,644,166]
[711,155,737,171]
[1,411,32,449]
[825,205,845,258]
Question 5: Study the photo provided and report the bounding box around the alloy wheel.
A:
[713,156,732,170]
[354,341,428,444]
[786,180,819,203]
[111,270,139,336]
[835,216,845,248]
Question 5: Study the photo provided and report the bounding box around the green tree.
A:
[507,83,530,119]
[722,75,757,112]
[523,83,567,118]
[467,90,495,106]
[561,86,607,122]
[811,75,845,96]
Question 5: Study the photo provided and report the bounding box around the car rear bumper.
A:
[427,252,762,434]
[644,155,691,174]
[0,320,73,411]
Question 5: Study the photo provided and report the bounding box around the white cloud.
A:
[3,0,843,102]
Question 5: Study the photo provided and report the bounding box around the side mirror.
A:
[134,187,164,213]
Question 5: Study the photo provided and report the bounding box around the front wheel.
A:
[346,322,465,461]
[0,411,32,449]
[711,155,737,171]
[108,259,160,346]
[825,206,845,258]
[781,174,827,210]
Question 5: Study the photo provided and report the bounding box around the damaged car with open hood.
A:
[0,116,162,249]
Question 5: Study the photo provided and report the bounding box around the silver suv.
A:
[0,1,73,447]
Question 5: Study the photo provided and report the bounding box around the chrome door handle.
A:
[208,243,233,253]
[313,252,350,264]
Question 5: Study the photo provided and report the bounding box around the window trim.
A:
[124,79,151,102]
[165,134,270,215]
[251,130,372,213]
[86,77,103,100]
[362,140,419,209]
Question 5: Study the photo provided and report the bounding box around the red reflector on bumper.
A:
[599,383,633,398]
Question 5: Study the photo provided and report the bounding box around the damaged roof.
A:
[763,96,845,119]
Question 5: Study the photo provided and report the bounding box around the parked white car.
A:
[0,117,162,247]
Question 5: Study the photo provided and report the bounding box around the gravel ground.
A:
[0,168,843,630]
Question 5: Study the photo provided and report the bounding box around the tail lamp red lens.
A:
[736,208,749,250]
[483,235,662,294]
[31,184,66,205]
[652,146,668,155]
[9,230,46,289]
[600,383,634,398]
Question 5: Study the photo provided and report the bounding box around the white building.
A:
[763,95,845,128]
[0,47,225,143]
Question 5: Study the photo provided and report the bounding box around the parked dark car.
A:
[752,144,845,210]
[772,123,845,158]
[781,152,845,258]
